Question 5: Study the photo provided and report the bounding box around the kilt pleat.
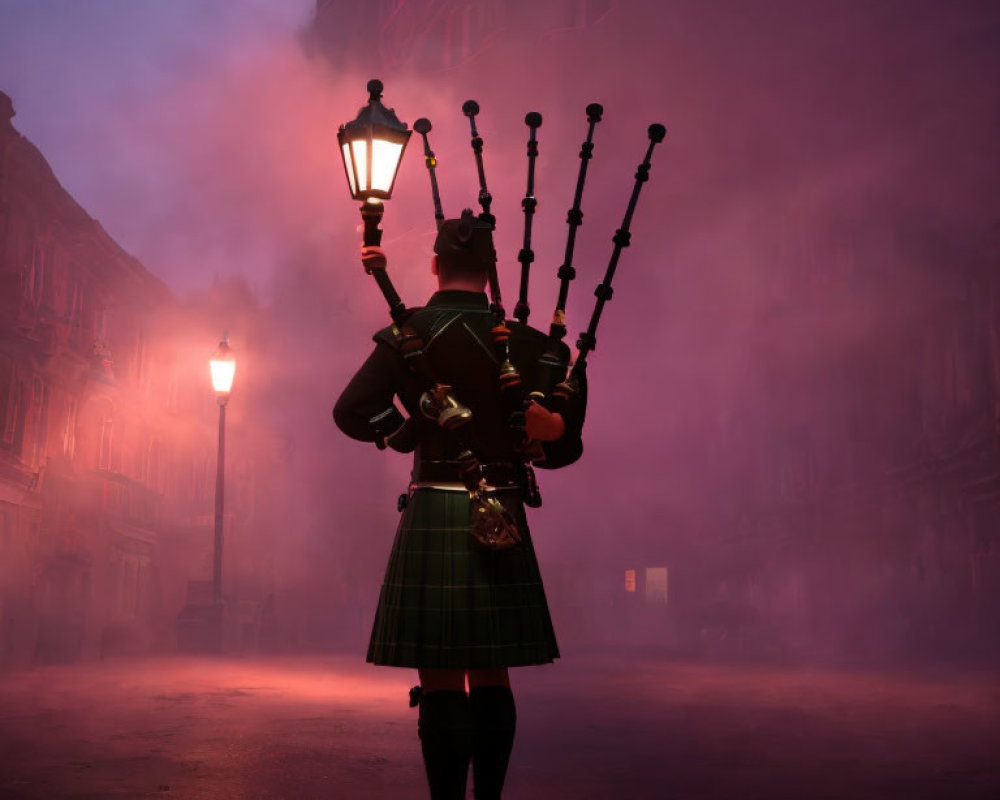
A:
[366,487,560,669]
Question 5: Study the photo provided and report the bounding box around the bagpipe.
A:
[338,80,666,547]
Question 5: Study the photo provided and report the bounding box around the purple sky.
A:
[0,0,316,293]
[2,0,995,310]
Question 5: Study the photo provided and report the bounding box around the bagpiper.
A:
[332,80,664,800]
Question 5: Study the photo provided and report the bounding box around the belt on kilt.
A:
[412,460,520,488]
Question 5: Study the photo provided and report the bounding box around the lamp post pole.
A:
[209,336,235,608]
[213,396,226,605]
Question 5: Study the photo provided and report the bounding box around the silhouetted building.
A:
[704,206,1000,662]
[0,92,283,667]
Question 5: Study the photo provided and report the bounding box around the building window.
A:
[28,376,48,468]
[0,356,15,446]
[66,282,83,330]
[97,403,114,471]
[96,304,108,341]
[63,397,77,458]
[25,238,46,305]
[624,569,636,593]
[2,370,25,454]
[133,326,147,390]
[645,567,668,605]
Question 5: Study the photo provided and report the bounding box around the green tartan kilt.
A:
[366,486,560,669]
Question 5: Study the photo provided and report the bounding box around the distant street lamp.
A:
[209,335,235,606]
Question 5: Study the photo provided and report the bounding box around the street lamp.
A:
[209,335,235,606]
[339,79,411,245]
[338,79,412,324]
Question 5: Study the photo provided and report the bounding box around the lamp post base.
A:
[176,601,225,654]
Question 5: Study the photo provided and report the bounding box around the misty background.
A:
[2,0,998,665]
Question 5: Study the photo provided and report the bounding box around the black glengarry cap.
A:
[433,208,496,270]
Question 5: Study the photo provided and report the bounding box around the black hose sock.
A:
[417,690,472,800]
[469,686,516,800]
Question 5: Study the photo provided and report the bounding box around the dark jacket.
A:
[333,289,586,471]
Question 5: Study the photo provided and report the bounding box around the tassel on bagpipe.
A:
[514,112,543,325]
[552,122,667,405]
[549,103,603,345]
[413,118,445,230]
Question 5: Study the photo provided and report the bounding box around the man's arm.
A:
[536,361,587,468]
[333,341,406,443]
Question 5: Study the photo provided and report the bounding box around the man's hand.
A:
[385,417,420,453]
[525,400,565,442]
[361,245,387,272]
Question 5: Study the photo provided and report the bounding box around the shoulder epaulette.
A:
[372,325,398,349]
[372,306,423,349]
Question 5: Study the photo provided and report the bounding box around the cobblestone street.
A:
[1,652,997,799]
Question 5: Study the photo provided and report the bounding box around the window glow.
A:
[645,567,668,604]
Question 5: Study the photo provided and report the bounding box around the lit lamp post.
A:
[338,78,411,323]
[209,335,235,607]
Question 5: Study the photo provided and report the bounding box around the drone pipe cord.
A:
[571,123,667,382]
[549,103,604,344]
[413,118,444,231]
[514,111,543,325]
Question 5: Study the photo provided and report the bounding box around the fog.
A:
[2,0,999,667]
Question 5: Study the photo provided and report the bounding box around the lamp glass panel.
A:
[210,359,236,394]
[341,142,357,196]
[351,139,369,192]
[371,139,404,193]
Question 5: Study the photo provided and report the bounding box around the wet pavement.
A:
[0,651,997,799]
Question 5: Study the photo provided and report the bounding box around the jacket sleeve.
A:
[537,355,587,470]
[332,342,406,443]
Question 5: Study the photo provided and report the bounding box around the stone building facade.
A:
[702,217,1000,662]
[0,92,280,667]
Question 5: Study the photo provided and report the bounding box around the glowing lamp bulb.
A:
[210,337,236,397]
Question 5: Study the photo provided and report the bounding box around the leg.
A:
[467,669,515,800]
[467,668,510,689]
[419,668,467,693]
[416,668,471,800]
